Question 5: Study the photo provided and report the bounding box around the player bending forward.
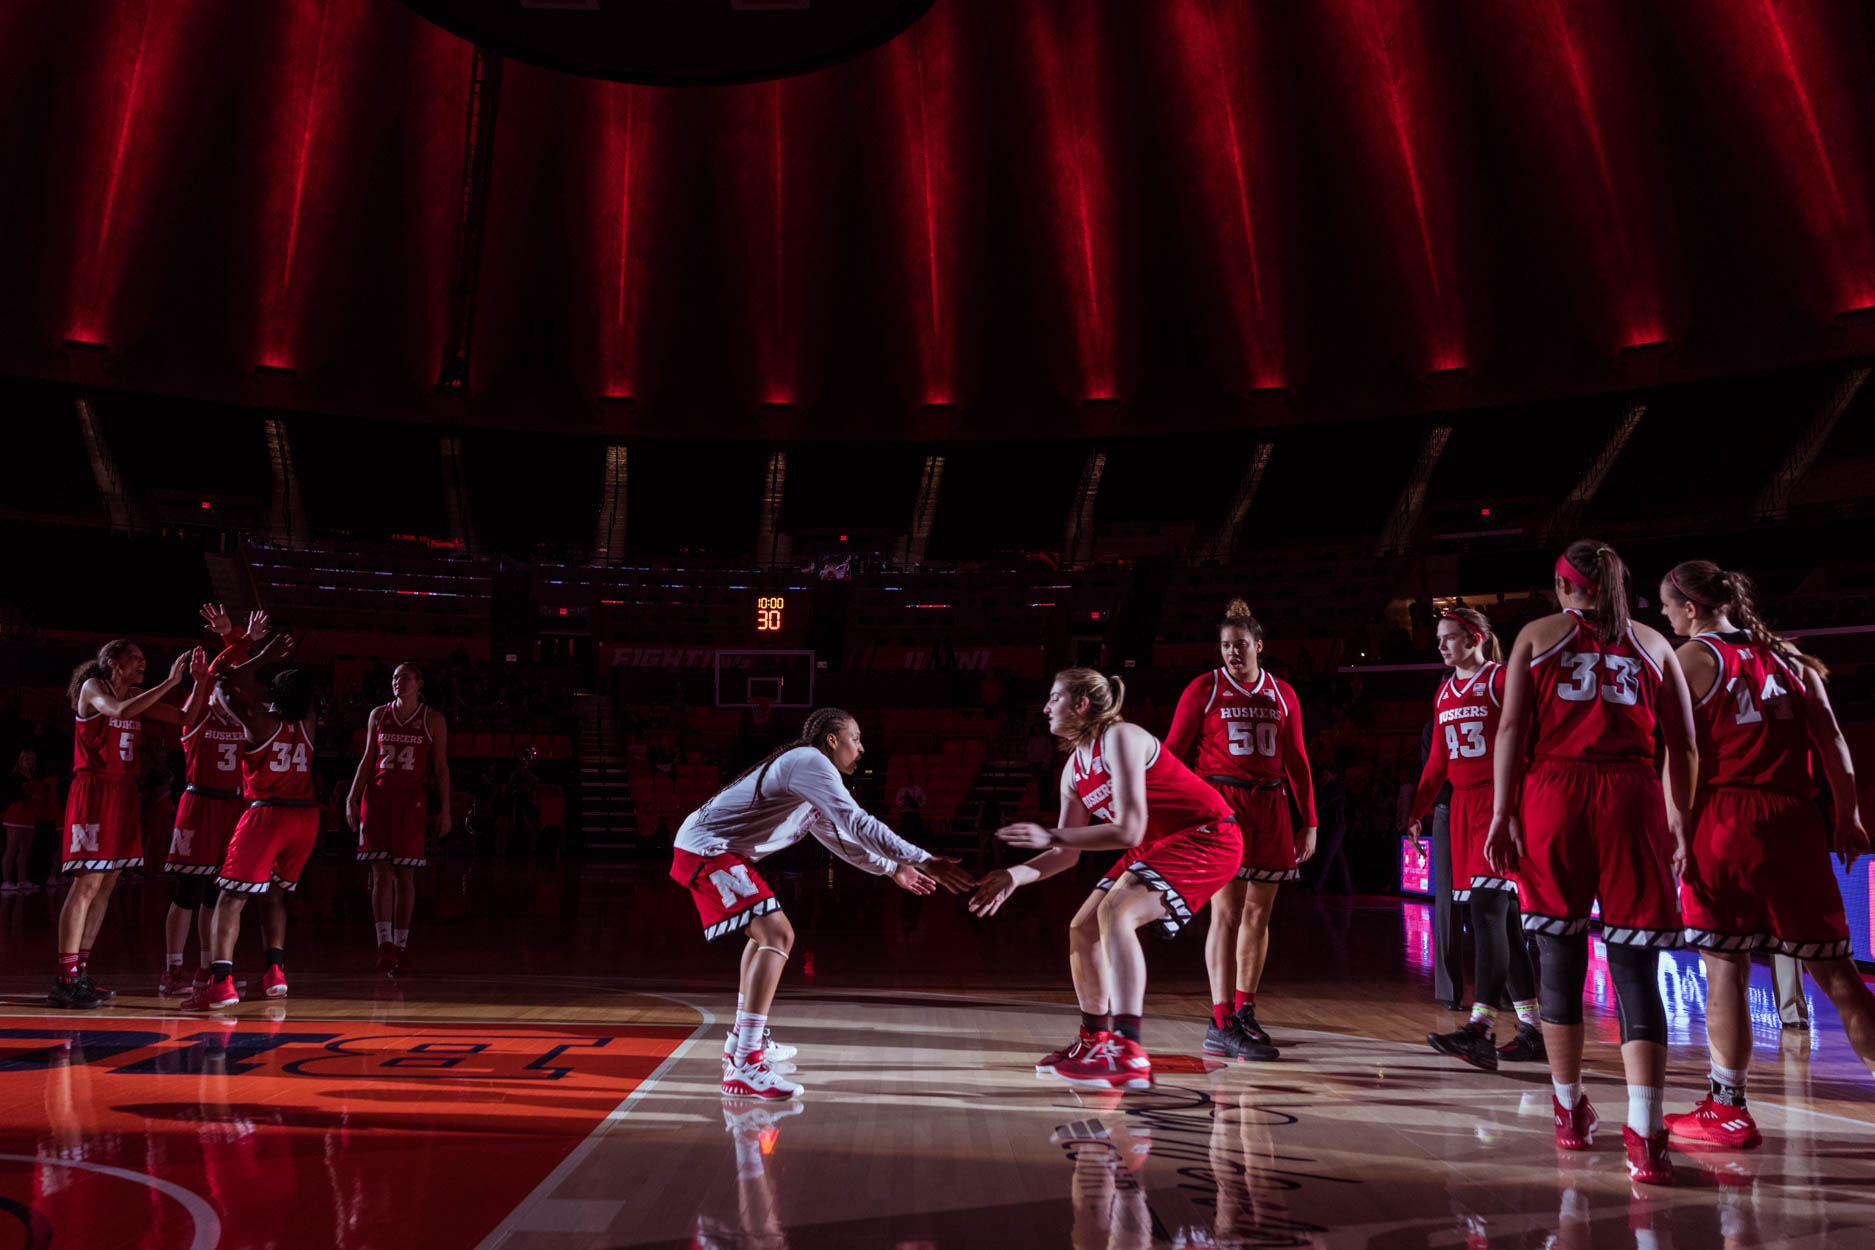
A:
[670,707,973,1099]
[972,668,1242,1092]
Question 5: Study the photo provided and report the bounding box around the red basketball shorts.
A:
[1516,760,1680,947]
[218,802,319,894]
[62,772,142,873]
[1449,784,1515,902]
[359,787,427,867]
[1680,787,1851,960]
[3,800,32,830]
[671,848,780,942]
[1206,778,1296,883]
[167,789,243,877]
[1096,820,1243,939]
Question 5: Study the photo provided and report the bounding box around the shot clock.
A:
[756,596,785,632]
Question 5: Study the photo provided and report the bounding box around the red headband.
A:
[1555,553,1600,594]
[1441,612,1485,643]
[1668,569,1712,610]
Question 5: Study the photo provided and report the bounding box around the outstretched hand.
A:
[995,822,1053,850]
[891,863,938,895]
[918,855,975,894]
[968,869,1021,918]
[247,609,270,640]
[199,603,232,635]
[187,646,210,685]
[166,651,191,683]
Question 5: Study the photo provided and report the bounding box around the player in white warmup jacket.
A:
[670,707,973,1098]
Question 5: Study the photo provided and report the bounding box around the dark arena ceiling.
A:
[4,0,1875,439]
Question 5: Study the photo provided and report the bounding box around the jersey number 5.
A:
[1227,721,1279,758]
[1557,651,1640,706]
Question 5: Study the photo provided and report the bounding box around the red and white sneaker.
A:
[262,965,289,999]
[180,976,239,1011]
[722,1051,803,1100]
[156,965,193,996]
[1036,1029,1096,1076]
[1664,1096,1761,1149]
[721,1031,796,1071]
[192,967,211,992]
[375,942,399,977]
[1623,1126,1673,1184]
[391,947,411,979]
[1050,1032,1154,1092]
[1554,1094,1598,1150]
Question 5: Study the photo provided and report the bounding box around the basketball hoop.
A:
[750,694,775,728]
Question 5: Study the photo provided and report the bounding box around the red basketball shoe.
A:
[391,946,411,979]
[722,1051,803,1100]
[157,965,194,996]
[1051,1032,1154,1092]
[1554,1094,1598,1150]
[262,965,288,999]
[181,976,239,1011]
[1035,1029,1096,1077]
[1664,1097,1761,1149]
[1623,1126,1673,1185]
[376,942,398,976]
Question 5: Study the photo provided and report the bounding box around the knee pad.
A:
[1535,932,1588,1026]
[1606,943,1667,1045]
[172,875,206,910]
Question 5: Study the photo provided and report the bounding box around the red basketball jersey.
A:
[242,720,315,803]
[1069,728,1234,844]
[1435,663,1505,788]
[1688,631,1813,796]
[1528,609,1662,764]
[369,702,433,790]
[181,707,248,791]
[73,712,140,778]
[1179,669,1301,781]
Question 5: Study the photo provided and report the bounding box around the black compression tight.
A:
[1535,932,1666,1044]
[1471,890,1536,1010]
[171,876,219,911]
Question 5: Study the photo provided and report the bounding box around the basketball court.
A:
[2,878,1871,1249]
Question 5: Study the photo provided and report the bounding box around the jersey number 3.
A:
[1227,721,1279,758]
[1557,651,1640,706]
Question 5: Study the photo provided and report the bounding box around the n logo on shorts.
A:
[708,866,763,908]
[171,828,194,857]
[69,823,100,854]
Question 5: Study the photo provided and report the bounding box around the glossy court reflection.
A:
[0,882,1871,1248]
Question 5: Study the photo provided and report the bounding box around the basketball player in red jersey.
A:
[973,668,1243,1091]
[183,634,319,1010]
[1658,559,1875,1147]
[159,604,267,996]
[1407,607,1545,1069]
[51,641,191,1009]
[345,663,450,976]
[1484,540,1697,1185]
[1163,601,1314,1063]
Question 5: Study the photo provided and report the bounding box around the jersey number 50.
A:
[1227,721,1279,758]
[1556,651,1640,706]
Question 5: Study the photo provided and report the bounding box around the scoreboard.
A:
[756,595,785,633]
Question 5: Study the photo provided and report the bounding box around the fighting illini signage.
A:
[400,0,937,85]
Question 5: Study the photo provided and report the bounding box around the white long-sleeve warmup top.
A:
[673,746,931,875]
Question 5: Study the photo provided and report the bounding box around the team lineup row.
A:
[674,539,1872,1190]
[44,604,454,1010]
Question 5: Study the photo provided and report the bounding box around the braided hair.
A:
[717,706,856,803]
[1666,559,1826,680]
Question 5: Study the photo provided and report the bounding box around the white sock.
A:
[375,922,393,945]
[1634,1231,1660,1250]
[393,928,409,949]
[1553,1079,1582,1109]
[1513,998,1540,1027]
[733,1011,769,1065]
[1628,1084,1664,1136]
[1469,1003,1497,1035]
[1711,1062,1747,1095]
[166,952,185,969]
